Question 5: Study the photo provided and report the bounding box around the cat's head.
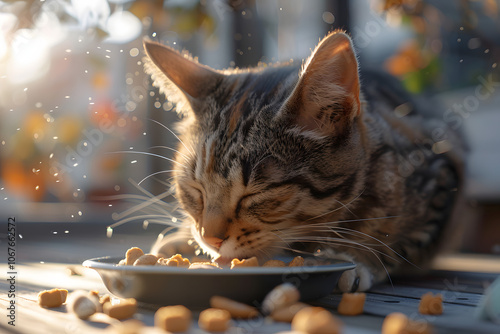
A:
[144,31,364,262]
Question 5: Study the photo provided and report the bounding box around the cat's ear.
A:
[143,40,223,115]
[283,31,361,136]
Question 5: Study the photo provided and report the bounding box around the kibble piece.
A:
[230,256,259,269]
[382,312,432,334]
[263,260,287,267]
[262,283,300,314]
[67,290,99,320]
[292,307,342,334]
[103,298,137,320]
[125,247,144,265]
[337,292,366,316]
[100,294,111,305]
[210,296,259,319]
[37,288,68,308]
[199,308,231,332]
[288,256,304,267]
[419,292,443,315]
[189,262,221,269]
[155,305,192,332]
[271,302,309,322]
[133,254,158,266]
[166,254,191,267]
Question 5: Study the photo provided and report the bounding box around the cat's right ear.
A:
[143,40,224,115]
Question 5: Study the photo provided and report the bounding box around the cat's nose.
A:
[203,236,223,249]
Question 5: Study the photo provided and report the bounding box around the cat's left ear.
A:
[282,31,361,136]
[143,40,224,115]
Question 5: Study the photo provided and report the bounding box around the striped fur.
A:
[144,31,463,291]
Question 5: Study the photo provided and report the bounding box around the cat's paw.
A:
[321,249,374,292]
[337,264,373,292]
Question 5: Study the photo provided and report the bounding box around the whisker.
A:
[305,188,365,222]
[107,150,187,167]
[111,179,176,221]
[138,170,182,186]
[147,118,194,155]
[149,145,190,161]
[108,214,181,229]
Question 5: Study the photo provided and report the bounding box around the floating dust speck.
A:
[457,38,461,42]
[152,32,157,37]
[493,63,497,69]
[172,217,178,223]
[108,204,113,207]
[485,49,490,54]
[107,227,113,238]
[114,185,120,191]
[322,11,335,24]
[19,234,22,239]
[35,185,39,190]
[53,231,57,234]
[78,211,82,216]
[129,48,139,57]
[40,261,45,264]
[156,233,164,242]
[143,220,149,229]
[65,231,69,234]
[131,160,137,164]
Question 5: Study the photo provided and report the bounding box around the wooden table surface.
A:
[1,223,499,334]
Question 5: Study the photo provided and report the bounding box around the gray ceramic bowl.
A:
[83,256,355,309]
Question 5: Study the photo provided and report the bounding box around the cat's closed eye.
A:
[178,184,204,219]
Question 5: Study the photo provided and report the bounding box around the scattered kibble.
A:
[382,312,432,334]
[262,283,300,314]
[292,307,342,334]
[337,292,366,316]
[103,298,137,320]
[199,308,232,332]
[210,295,259,319]
[155,305,192,332]
[271,302,309,322]
[418,292,443,315]
[37,288,68,308]
[67,290,99,320]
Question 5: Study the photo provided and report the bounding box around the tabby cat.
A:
[143,31,463,292]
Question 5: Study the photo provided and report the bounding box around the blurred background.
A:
[0,0,499,262]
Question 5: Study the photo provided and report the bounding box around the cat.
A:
[143,31,464,292]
